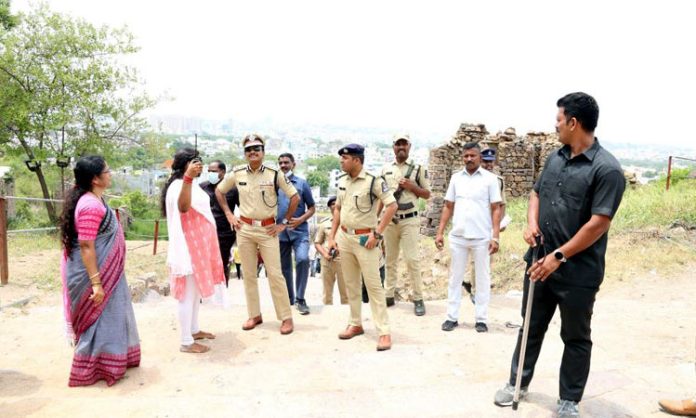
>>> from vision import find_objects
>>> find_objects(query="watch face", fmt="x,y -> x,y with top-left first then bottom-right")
554,251 -> 564,260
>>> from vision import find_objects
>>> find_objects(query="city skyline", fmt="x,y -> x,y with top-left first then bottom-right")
13,0 -> 696,151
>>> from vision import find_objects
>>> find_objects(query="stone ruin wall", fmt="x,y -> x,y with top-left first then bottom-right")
420,123 -> 559,236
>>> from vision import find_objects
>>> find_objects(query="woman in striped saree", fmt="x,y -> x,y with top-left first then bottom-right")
59,156 -> 140,387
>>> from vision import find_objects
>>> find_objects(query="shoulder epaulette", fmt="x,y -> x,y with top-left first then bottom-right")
337,173 -> 348,179
233,165 -> 246,172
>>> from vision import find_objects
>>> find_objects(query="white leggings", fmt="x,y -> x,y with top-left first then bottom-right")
178,275 -> 201,346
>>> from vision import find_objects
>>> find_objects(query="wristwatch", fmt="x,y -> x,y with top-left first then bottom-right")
373,231 -> 383,241
553,249 -> 567,263
281,219 -> 290,226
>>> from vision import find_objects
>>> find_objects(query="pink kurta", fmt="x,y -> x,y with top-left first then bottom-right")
171,208 -> 225,301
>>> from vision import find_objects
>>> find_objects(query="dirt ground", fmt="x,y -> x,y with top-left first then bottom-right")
1,241 -> 696,418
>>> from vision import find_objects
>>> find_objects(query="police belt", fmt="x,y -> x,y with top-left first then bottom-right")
396,211 -> 418,220
240,215 -> 276,227
340,225 -> 373,235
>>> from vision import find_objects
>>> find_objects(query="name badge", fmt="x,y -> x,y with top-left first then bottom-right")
239,182 -> 247,186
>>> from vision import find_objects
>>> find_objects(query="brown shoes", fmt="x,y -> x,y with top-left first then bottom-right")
338,325 -> 365,340
658,398 -> 696,416
377,335 -> 392,351
280,318 -> 294,335
242,315 -> 263,331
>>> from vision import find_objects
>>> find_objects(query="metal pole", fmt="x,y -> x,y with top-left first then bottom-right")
513,235 -> 542,410
153,219 -> 159,255
0,197 -> 9,285
666,156 -> 673,191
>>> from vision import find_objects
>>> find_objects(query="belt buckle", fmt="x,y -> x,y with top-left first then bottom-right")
252,219 -> 263,226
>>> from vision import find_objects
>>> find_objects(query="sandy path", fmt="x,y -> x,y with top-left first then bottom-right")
1,265 -> 696,417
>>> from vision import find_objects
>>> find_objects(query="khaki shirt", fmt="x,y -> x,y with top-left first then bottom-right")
217,164 -> 298,220
337,169 -> 396,229
314,217 -> 340,261
381,160 -> 430,214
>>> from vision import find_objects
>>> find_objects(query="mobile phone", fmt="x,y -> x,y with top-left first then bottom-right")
359,235 -> 368,246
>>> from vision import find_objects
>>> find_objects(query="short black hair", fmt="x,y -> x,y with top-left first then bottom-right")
210,160 -> 226,172
557,92 -> 599,132
463,142 -> 481,151
278,153 -> 295,163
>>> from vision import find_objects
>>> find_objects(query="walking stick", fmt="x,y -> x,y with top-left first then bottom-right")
512,234 -> 543,410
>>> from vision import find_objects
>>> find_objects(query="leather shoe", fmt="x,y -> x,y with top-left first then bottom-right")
376,335 -> 392,351
475,322 -> 488,333
280,318 -> 294,335
441,319 -> 458,331
338,325 -> 365,340
414,300 -> 425,316
242,315 -> 263,331
658,398 -> 696,416
386,297 -> 395,307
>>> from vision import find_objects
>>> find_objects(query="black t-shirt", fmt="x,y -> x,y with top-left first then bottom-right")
200,181 -> 239,236
526,139 -> 625,288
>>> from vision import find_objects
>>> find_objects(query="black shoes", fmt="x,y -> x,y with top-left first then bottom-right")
414,300 -> 425,316
296,300 -> 310,315
386,297 -> 395,307
441,320 -> 458,331
475,322 -> 488,333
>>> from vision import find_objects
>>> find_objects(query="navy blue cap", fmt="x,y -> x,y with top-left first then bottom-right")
338,143 -> 365,156
481,148 -> 496,161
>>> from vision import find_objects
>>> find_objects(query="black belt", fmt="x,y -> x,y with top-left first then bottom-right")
396,211 -> 418,220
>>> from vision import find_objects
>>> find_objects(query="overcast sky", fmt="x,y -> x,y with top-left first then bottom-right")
13,0 -> 696,149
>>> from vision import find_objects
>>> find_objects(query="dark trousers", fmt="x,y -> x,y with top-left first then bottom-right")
218,233 -> 236,287
508,270 -> 598,402
280,237 -> 310,305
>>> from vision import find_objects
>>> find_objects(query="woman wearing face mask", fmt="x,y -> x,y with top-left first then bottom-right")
161,148 -> 226,353
199,159 -> 240,287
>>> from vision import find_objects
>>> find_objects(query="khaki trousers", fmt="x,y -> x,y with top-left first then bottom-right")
321,258 -> 348,305
384,216 -> 423,300
337,229 -> 390,335
237,225 -> 292,321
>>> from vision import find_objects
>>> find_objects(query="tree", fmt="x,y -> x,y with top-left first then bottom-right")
306,155 -> 340,172
0,0 -> 17,31
307,170 -> 329,196
0,4 -> 154,222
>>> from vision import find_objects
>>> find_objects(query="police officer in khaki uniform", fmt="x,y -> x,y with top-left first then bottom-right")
327,144 -> 397,351
215,134 -> 299,335
313,196 -> 348,305
380,133 -> 431,316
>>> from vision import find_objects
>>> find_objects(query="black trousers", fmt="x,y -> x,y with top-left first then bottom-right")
217,233 -> 236,287
508,270 -> 598,402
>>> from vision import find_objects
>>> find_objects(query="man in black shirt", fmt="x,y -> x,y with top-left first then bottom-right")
200,160 -> 240,287
494,92 -> 625,418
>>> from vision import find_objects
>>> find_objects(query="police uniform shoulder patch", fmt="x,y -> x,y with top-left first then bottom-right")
381,180 -> 389,193
337,173 -> 347,179
264,166 -> 278,173
233,165 -> 246,172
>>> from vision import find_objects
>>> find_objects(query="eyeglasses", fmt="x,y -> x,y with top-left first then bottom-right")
245,145 -> 264,153
101,169 -> 111,174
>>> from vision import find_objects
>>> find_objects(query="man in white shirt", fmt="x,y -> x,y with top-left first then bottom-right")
435,142 -> 503,333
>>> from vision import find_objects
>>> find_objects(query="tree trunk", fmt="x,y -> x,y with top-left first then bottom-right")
35,166 -> 57,224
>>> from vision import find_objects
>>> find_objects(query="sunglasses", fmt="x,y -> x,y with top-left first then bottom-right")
245,145 -> 264,153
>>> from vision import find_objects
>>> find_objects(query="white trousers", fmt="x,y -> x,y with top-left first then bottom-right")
447,236 -> 490,323
178,275 -> 201,346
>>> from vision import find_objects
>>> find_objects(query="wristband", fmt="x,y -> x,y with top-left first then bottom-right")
491,237 -> 500,244
183,175 -> 193,184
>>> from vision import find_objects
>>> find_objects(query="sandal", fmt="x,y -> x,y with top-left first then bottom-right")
192,331 -> 216,340
179,342 -> 210,353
